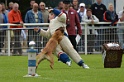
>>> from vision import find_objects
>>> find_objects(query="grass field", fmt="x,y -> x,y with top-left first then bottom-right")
0,54 -> 124,82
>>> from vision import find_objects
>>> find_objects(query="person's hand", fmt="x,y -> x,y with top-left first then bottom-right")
34,27 -> 39,32
20,21 -> 23,26
91,20 -> 94,24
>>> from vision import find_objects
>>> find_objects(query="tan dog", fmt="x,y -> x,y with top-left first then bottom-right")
36,27 -> 64,69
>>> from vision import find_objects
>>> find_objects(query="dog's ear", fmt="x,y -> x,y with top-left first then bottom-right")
56,27 -> 64,33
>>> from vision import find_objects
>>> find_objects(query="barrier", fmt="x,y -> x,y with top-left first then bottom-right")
0,22 -> 124,55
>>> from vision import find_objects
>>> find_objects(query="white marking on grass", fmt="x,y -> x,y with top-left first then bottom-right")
38,77 -> 79,82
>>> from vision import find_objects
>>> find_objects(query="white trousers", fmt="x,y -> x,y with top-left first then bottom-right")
56,36 -> 82,63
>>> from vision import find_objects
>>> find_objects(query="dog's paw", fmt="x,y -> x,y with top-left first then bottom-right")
50,65 -> 53,69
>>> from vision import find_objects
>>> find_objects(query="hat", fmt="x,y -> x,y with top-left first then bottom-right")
63,0 -> 71,4
79,3 -> 85,7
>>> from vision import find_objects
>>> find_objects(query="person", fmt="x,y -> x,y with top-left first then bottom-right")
7,2 -> 14,53
34,8 -> 89,69
77,3 -> 87,22
77,3 -> 86,51
25,3 -> 43,53
23,0 -> 36,21
90,0 -> 107,51
62,0 -> 82,51
118,7 -> 124,19
1,2 -> 9,53
90,0 -> 107,22
103,3 -> 118,43
8,3 -> 23,55
83,9 -> 99,54
72,0 -> 79,11
7,2 -> 13,12
39,2 -> 49,23
117,11 -> 124,49
0,4 -> 6,55
56,1 -> 64,10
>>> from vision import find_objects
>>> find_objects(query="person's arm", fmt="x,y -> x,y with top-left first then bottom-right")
24,12 -> 29,23
103,11 -> 111,22
83,16 -> 92,23
75,11 -> 82,35
92,15 -> 99,23
34,28 -> 51,38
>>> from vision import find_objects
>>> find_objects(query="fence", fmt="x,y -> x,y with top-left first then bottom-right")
0,22 -> 124,56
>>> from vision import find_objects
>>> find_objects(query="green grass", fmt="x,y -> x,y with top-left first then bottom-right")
0,54 -> 124,82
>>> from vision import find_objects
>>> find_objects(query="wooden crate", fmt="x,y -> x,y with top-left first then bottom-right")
102,43 -> 123,68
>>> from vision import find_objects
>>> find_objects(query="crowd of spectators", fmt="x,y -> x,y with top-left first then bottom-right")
0,0 -> 124,55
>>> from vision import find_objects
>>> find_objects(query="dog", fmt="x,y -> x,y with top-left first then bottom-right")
36,27 -> 64,69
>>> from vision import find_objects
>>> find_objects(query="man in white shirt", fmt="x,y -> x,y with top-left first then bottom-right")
83,9 -> 99,54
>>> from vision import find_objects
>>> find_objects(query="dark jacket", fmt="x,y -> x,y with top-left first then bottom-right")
90,3 -> 107,22
62,8 -> 82,35
103,10 -> 118,26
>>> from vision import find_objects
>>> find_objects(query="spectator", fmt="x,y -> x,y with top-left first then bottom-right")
90,0 -> 107,51
1,2 -> 9,53
0,4 -> 6,55
23,0 -> 36,21
8,2 -> 13,12
7,2 -> 14,53
39,2 -> 49,51
1,2 -> 8,26
25,3 -> 43,53
39,2 -> 49,23
28,0 -> 36,10
117,11 -> 124,49
8,3 -> 23,55
90,0 -> 107,22
57,1 -> 64,10
118,7 -> 124,19
77,3 -> 87,22
83,9 -> 99,54
77,3 -> 86,51
62,0 -> 82,51
103,3 -> 118,43
72,0 -> 79,11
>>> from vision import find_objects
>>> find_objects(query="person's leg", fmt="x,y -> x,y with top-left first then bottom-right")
0,31 -> 4,53
13,30 -> 22,55
117,29 -> 123,48
87,34 -> 94,54
95,29 -> 103,51
56,45 -> 71,66
17,30 -> 22,54
4,30 -> 8,53
68,35 -> 77,51
60,36 -> 89,68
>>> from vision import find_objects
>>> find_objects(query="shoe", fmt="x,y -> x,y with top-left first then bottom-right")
82,63 -> 89,69
58,59 -> 61,62
66,61 -> 71,67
